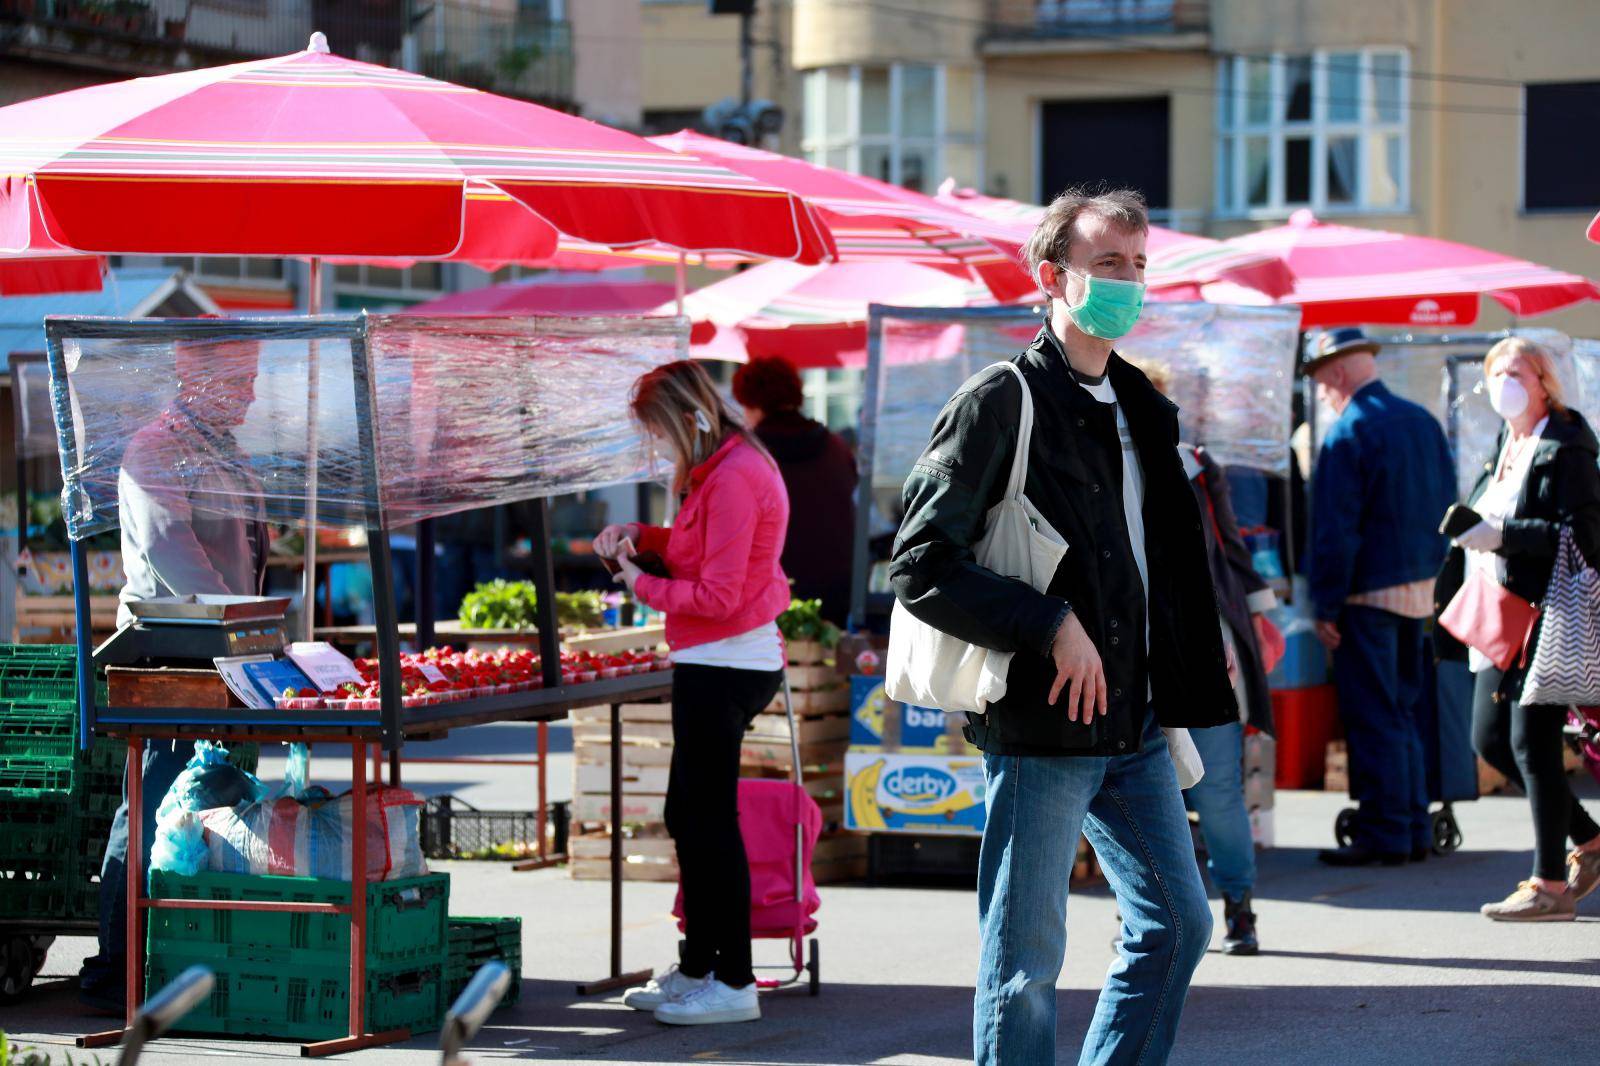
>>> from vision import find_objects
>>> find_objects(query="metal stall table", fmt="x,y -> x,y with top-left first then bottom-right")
44,313 -> 681,1054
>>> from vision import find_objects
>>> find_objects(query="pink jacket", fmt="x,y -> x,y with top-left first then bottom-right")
634,435 -> 791,651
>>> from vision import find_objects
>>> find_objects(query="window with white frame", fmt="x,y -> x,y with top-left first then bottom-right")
803,368 -> 863,432
331,263 -> 447,309
1215,49 -> 1408,216
161,256 -> 287,284
802,65 -> 977,193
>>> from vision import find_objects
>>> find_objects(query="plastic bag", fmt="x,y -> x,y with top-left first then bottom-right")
201,785 -> 427,882
150,741 -> 269,878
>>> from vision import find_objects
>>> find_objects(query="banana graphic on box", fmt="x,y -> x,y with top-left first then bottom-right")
853,686 -> 887,745
848,758 -> 887,830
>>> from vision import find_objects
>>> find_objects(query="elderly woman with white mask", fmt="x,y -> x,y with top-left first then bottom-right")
1435,337 -> 1600,921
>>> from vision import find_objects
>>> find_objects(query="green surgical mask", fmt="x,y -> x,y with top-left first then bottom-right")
1062,267 -> 1145,340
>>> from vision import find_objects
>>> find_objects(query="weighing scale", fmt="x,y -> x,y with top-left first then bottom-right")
94,594 -> 292,666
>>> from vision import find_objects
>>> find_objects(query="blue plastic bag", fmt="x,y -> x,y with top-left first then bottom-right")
150,741 -> 269,879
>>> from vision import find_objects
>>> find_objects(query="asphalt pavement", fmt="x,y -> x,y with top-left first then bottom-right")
3,744 -> 1596,1065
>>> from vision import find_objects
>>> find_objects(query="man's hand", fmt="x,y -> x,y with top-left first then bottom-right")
1049,611 -> 1107,724
1315,620 -> 1341,652
593,523 -> 640,559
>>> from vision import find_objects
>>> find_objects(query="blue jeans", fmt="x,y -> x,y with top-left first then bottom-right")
1184,721 -> 1256,900
974,710 -> 1212,1066
80,740 -> 189,996
1332,607 -> 1431,854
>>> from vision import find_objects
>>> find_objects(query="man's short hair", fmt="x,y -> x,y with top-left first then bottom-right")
732,356 -> 804,413
1022,187 -> 1150,276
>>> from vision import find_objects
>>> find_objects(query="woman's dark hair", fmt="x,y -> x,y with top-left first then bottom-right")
731,357 -> 804,413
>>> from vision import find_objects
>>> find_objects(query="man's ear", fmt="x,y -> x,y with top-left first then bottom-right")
1035,260 -> 1062,300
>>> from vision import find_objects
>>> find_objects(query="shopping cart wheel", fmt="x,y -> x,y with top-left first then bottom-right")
1431,806 -> 1463,856
1334,808 -> 1358,848
0,935 -> 37,1001
806,938 -> 819,997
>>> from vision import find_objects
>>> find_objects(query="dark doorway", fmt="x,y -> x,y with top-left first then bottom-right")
1040,97 -> 1170,209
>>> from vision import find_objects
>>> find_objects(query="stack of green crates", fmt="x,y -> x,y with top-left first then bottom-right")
0,644 -> 119,921
445,916 -> 522,1011
146,868 -> 451,1040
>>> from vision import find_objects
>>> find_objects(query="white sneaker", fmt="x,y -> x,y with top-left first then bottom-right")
621,964 -> 707,1011
654,977 -> 760,1026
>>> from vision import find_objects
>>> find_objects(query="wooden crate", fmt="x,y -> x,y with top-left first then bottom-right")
785,641 -> 830,666
571,792 -> 666,825
1324,740 -> 1349,794
741,737 -> 850,774
569,830 -> 679,882
784,664 -> 837,691
766,686 -> 851,715
1478,756 -> 1511,796
745,711 -> 852,746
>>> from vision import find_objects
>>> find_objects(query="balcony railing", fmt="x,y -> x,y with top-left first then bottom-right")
0,0 -> 573,105
986,0 -> 1209,39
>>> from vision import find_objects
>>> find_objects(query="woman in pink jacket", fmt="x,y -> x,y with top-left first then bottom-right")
594,360 -> 791,1027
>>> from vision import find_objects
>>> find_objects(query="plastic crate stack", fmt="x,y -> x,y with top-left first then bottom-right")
445,917 -> 522,1010
145,869 -> 451,1040
0,644 -> 119,922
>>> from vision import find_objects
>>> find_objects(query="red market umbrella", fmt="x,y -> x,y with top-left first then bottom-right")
934,183 -> 1297,299
0,34 -> 833,268
403,278 -> 677,316
675,258 -> 1004,368
1588,212 -> 1600,244
1225,209 -> 1600,328
546,131 -> 1037,302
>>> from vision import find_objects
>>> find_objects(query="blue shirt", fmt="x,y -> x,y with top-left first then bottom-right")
1308,381 -> 1457,622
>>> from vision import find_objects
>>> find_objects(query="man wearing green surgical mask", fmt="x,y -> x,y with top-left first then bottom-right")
891,188 -> 1236,1065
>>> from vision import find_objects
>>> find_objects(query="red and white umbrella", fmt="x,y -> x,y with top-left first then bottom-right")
546,132 -> 1038,302
0,34 -> 834,267
1587,211 -> 1600,245
1226,209 -> 1600,328
674,259 -> 1003,367
403,278 -> 676,316
933,183 -> 1297,299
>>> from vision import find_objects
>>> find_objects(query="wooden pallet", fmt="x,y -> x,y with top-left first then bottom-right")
740,737 -> 850,774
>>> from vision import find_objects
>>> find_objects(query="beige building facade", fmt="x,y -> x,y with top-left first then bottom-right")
790,0 -> 1600,336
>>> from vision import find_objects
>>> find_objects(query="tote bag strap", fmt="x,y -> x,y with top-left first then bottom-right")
984,361 -> 1034,504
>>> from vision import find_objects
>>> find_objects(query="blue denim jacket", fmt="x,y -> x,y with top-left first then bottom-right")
1309,380 -> 1456,621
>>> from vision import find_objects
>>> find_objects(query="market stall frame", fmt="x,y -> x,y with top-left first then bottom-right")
44,314 -> 667,1054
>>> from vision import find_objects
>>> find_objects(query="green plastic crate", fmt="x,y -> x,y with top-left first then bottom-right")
0,797 -> 75,863
145,953 -> 444,1040
0,644 -> 77,659
0,867 -> 72,918
147,870 -> 450,969
445,917 -> 521,1010
0,704 -> 77,761
0,756 -> 74,798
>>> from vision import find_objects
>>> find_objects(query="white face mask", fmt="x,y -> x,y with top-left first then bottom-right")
1489,376 -> 1530,420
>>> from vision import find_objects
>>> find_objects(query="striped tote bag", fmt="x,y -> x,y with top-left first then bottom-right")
1521,526 -> 1600,707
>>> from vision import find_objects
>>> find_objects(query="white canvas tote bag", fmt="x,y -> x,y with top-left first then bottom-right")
886,362 -> 1068,714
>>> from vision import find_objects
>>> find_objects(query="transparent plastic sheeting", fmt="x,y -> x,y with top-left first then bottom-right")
869,303 -> 1302,495
46,314 -> 684,540
1306,328 -> 1600,498
11,356 -> 58,463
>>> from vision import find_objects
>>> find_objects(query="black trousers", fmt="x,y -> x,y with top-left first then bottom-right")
665,662 -> 783,988
1472,666 -> 1600,881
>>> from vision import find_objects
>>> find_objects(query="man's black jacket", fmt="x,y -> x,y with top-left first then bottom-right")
889,327 -> 1237,757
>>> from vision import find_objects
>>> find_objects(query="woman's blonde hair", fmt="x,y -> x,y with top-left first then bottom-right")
630,360 -> 775,495
1484,337 -> 1567,414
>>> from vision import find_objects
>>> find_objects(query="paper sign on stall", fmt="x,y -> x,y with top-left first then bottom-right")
214,655 -> 277,710
285,641 -> 365,692
416,662 -> 449,685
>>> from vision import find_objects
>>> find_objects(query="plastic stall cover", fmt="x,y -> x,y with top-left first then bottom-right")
46,313 -> 684,540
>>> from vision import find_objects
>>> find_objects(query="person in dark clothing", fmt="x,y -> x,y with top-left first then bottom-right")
891,188 -> 1235,1066
1435,337 -> 1600,920
1306,327 -> 1458,868
732,357 -> 857,626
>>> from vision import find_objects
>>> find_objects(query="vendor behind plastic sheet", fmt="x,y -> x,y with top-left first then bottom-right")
115,333 -> 270,627
79,331 -> 271,1015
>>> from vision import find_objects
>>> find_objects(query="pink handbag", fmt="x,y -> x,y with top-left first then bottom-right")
1439,569 -> 1541,672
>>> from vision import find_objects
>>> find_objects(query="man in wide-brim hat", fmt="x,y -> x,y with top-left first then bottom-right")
1303,326 -> 1458,867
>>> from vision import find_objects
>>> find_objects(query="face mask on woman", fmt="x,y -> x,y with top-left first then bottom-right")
1488,375 -> 1531,420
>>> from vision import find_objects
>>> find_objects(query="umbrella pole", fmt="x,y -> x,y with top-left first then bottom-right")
303,256 -> 322,641
675,252 -> 686,316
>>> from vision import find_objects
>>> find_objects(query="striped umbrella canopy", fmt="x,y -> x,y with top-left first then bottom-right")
934,183 -> 1297,299
1587,211 -> 1599,245
672,258 -> 1007,368
1225,210 -> 1600,329
543,131 -> 1037,302
0,34 -> 833,267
